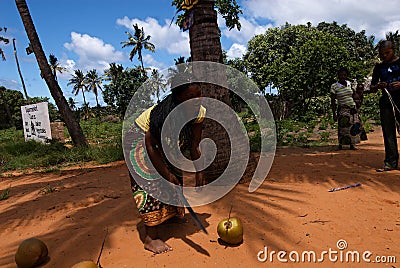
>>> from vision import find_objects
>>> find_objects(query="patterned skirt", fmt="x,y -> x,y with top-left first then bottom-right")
337,106 -> 361,145
124,124 -> 184,227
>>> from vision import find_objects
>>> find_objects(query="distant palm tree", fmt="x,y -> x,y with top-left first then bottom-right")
121,23 -> 155,71
67,97 -> 77,111
48,54 -> 66,81
385,30 -> 400,55
174,56 -> 191,73
85,69 -> 102,108
68,69 -> 88,111
0,27 -> 9,61
150,69 -> 167,103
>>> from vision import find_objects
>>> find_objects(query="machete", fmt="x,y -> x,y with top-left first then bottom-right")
177,189 -> 208,234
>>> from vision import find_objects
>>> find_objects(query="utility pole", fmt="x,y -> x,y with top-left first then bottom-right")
13,38 -> 30,103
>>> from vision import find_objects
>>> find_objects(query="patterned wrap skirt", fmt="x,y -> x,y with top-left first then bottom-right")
124,124 -> 184,227
337,106 -> 361,146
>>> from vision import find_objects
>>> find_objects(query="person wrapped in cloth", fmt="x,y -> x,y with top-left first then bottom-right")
123,72 -> 206,254
330,67 -> 361,150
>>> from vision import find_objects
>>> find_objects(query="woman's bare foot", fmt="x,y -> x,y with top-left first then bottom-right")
144,235 -> 172,254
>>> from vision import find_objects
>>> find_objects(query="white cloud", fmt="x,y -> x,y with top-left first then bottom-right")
116,16 -> 190,56
63,32 -> 125,73
242,0 -> 400,39
226,43 -> 247,59
143,54 -> 167,70
222,16 -> 272,44
57,59 -> 76,80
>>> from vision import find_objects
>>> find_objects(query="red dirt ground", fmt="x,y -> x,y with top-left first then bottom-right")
0,128 -> 399,268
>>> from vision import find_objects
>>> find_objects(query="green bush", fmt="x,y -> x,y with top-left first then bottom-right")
0,120 -> 124,173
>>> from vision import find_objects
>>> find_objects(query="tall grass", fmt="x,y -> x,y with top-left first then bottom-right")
0,119 -> 124,173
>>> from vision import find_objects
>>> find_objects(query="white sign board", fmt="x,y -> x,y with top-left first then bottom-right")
21,102 -> 52,143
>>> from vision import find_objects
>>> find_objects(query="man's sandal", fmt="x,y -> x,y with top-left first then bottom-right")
376,165 -> 398,172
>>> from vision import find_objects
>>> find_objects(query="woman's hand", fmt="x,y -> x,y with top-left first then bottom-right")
378,81 -> 388,89
370,82 -> 387,93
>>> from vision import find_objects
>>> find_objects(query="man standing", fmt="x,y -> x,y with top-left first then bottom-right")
370,40 -> 400,171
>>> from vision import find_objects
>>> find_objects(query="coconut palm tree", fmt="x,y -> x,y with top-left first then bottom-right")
385,30 -> 400,55
15,0 -> 87,147
85,69 -> 102,109
67,97 -> 77,111
48,54 -> 66,81
171,0 -> 242,181
150,69 -> 167,103
68,69 -> 88,110
121,23 -> 155,72
0,27 -> 9,61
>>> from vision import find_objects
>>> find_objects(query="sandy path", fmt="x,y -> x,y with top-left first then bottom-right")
0,128 -> 399,267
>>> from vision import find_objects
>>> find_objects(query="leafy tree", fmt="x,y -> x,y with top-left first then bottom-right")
316,21 -> 376,80
0,28 -> 14,127
0,87 -> 59,130
225,56 -> 249,112
121,23 -> 155,71
102,63 -> 147,118
245,22 -> 376,118
28,96 -> 61,121
172,0 -> 242,30
0,86 -> 19,129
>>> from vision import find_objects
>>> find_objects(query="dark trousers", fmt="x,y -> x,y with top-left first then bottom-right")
379,96 -> 400,167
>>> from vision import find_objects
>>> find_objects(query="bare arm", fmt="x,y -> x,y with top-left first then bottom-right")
144,131 -> 181,185
370,65 -> 387,93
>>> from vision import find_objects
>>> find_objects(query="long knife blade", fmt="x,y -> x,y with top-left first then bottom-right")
177,190 -> 208,234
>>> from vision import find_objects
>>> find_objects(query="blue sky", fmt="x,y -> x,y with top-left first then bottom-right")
1,0 -> 400,107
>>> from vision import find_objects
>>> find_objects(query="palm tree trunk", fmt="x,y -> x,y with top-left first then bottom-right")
189,0 -> 233,182
12,38 -> 30,102
82,90 -> 89,115
95,94 -> 100,108
82,90 -> 87,109
15,0 -> 88,147
139,52 -> 145,72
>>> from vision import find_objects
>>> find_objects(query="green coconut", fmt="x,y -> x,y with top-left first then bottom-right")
15,237 -> 48,268
217,217 -> 243,245
71,261 -> 99,268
